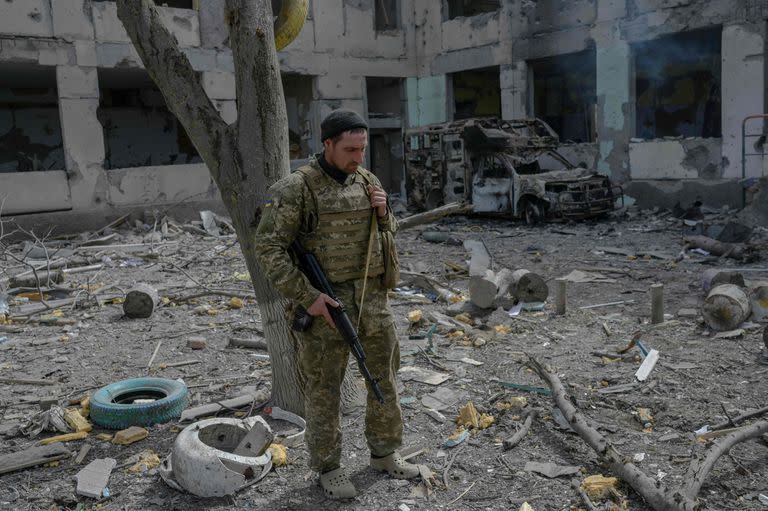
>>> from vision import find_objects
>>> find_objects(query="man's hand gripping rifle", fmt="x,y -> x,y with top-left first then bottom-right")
290,241 -> 386,404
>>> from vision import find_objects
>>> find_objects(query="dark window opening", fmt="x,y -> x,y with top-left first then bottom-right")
366,77 -> 403,117
531,50 -> 597,143
446,0 -> 499,19
282,73 -> 314,160
0,64 -> 64,173
634,27 -> 722,139
375,0 -> 399,31
451,67 -> 501,120
97,69 -> 201,169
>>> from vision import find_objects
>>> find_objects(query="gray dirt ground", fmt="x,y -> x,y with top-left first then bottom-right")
1,207 -> 767,511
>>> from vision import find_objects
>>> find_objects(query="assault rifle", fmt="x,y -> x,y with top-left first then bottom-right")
290,240 -> 386,404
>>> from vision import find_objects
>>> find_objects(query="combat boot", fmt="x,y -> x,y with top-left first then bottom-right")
370,451 -> 420,479
319,467 -> 357,499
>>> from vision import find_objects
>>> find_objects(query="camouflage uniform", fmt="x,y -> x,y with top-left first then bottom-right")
253,157 -> 402,473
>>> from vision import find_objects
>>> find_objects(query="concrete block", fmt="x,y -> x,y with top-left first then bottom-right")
314,73 -> 364,100
441,11 -> 500,52
112,426 -> 148,446
0,171 -> 71,215
96,43 -> 142,69
216,100 -> 238,125
92,2 -> 130,43
500,61 -> 528,119
629,140 -> 699,179
52,0 -> 95,40
57,66 -> 99,99
202,72 -> 236,100
75,458 -> 116,499
199,0 -> 227,48
75,41 -> 98,67
107,163 -> 217,207
156,6 -> 201,47
721,23 -> 765,178
0,0 -> 53,37
187,337 -> 207,350
183,48 -> 218,71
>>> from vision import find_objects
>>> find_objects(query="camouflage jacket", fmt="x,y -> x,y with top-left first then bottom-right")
253,157 -> 398,309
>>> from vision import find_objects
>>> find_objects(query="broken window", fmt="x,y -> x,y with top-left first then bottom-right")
634,27 -> 722,139
446,0 -> 499,19
0,63 -> 64,173
375,0 -> 399,31
367,77 -> 404,192
97,69 -> 201,169
530,50 -> 597,143
451,67 -> 501,120
282,73 -> 313,159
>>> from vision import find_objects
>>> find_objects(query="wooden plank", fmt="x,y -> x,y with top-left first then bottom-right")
0,444 -> 71,475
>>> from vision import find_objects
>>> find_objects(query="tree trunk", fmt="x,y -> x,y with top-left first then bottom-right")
116,0 -> 332,416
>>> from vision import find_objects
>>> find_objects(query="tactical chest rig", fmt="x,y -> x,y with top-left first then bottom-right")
295,163 -> 384,284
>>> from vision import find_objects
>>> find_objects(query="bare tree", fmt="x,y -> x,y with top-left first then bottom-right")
115,0 -> 314,414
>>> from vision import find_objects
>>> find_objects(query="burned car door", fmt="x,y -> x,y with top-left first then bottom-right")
471,154 -> 512,214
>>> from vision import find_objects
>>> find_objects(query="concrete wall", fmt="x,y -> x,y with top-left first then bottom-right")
1,0 -> 767,225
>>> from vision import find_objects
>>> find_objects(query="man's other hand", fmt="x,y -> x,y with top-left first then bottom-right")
307,293 -> 339,329
367,185 -> 388,218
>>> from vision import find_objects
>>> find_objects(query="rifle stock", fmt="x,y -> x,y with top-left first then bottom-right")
291,241 -> 386,404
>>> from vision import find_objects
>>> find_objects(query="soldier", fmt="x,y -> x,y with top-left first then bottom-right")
254,109 -> 419,499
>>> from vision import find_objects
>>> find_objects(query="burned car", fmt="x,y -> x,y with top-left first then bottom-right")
404,118 -> 622,223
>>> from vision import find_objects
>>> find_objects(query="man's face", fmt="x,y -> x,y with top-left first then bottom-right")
324,130 -> 368,174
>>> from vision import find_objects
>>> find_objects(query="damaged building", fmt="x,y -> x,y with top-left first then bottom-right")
0,0 -> 766,226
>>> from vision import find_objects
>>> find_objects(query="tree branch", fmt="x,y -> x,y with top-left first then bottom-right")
684,420 -> 768,500
115,0 -> 227,179
526,355 -> 696,511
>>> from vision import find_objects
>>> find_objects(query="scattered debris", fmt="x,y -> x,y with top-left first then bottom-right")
38,431 -> 89,445
187,337 -> 207,350
398,202 -> 474,231
399,366 -> 450,385
455,401 -> 494,430
524,461 -> 581,479
123,283 -> 160,319
127,450 -> 162,473
560,270 -> 616,284
112,426 -> 148,446
180,387 -> 268,422
267,444 -> 288,466
503,409 -> 537,451
75,458 -> 116,499
702,284 -> 751,332
0,444 -> 71,475
702,269 -> 745,293
160,416 -> 273,497
443,429 -> 469,448
749,281 -> 768,321
635,349 -> 659,382
581,474 -> 620,500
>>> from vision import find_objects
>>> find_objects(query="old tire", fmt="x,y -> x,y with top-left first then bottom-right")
522,199 -> 542,226
274,0 -> 309,50
90,377 -> 189,430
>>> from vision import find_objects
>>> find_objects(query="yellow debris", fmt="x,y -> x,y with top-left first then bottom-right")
128,450 -> 161,473
455,401 -> 495,430
519,503 -> 535,511
229,297 -> 244,309
206,308 -> 219,316
112,426 -> 148,446
268,444 -> 288,466
64,408 -> 92,433
51,309 -> 64,317
455,313 -> 473,325
161,296 -> 171,305
494,324 -> 511,334
494,397 -> 528,410
38,431 -> 89,445
449,294 -> 465,304
407,309 -> 423,323
96,433 -> 114,441
79,395 -> 91,417
17,291 -> 49,301
447,330 -> 464,338
581,474 -> 619,499
446,427 -> 466,443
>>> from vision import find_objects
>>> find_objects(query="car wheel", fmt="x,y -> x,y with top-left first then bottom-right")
90,377 -> 189,429
523,200 -> 542,226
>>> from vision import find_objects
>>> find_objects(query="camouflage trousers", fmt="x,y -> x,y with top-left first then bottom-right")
297,276 -> 402,473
